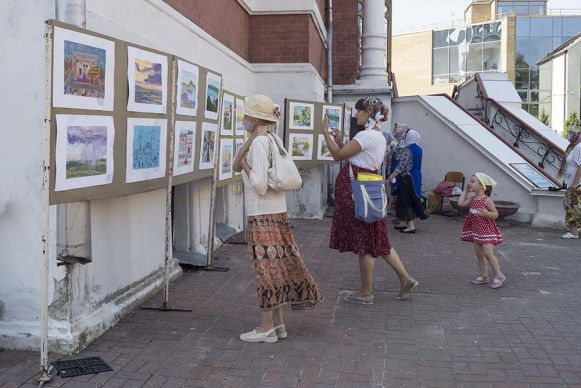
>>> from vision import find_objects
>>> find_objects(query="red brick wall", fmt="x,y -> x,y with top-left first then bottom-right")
332,0 -> 358,84
309,19 -> 328,81
163,0 -> 250,60
316,0 -> 327,19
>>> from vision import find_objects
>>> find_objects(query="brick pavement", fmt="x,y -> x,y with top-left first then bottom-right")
1,214 -> 581,387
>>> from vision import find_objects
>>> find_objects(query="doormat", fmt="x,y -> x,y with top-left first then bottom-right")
52,356 -> 113,378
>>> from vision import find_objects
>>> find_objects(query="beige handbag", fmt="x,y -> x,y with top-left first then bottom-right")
266,134 -> 302,191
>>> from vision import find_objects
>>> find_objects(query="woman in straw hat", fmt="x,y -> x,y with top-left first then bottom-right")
233,94 -> 323,343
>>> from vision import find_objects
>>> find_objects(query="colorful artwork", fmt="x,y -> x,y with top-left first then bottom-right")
53,27 -> 115,110
221,93 -> 234,136
235,98 -> 245,136
322,105 -> 343,131
199,122 -> 218,170
127,47 -> 167,114
204,72 -> 221,120
317,134 -> 334,161
173,121 -> 196,176
176,60 -> 199,116
289,133 -> 313,161
126,118 -> 167,182
55,114 -> 115,191
289,102 -> 314,130
219,139 -> 234,181
234,138 -> 244,175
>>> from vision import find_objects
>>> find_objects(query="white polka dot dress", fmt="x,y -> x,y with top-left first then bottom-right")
460,196 -> 503,245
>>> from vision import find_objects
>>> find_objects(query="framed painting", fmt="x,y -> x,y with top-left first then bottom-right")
127,47 -> 168,113
235,98 -> 245,136
52,27 -> 115,111
125,118 -> 167,182
199,122 -> 218,170
316,134 -> 334,161
173,121 -> 196,176
234,138 -> 244,175
55,114 -> 115,191
221,93 -> 234,136
289,101 -> 314,130
204,72 -> 221,120
176,60 -> 199,116
218,138 -> 234,181
288,133 -> 313,161
322,105 -> 343,132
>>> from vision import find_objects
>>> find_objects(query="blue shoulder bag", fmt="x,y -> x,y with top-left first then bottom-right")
349,164 -> 388,224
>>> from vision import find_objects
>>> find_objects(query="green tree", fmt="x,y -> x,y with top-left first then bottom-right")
563,110 -> 580,138
539,107 -> 550,126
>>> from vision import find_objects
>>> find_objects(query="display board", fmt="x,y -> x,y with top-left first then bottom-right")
509,163 -> 556,188
48,20 -> 223,204
217,90 -> 245,187
283,98 -> 345,164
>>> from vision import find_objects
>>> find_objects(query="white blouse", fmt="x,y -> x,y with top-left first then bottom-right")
565,143 -> 581,188
242,135 -> 287,217
349,129 -> 387,171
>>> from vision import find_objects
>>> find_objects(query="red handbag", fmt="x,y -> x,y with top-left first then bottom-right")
434,181 -> 456,196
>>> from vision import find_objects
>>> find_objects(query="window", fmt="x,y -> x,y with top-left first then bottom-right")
563,17 -> 581,37
530,17 -> 553,37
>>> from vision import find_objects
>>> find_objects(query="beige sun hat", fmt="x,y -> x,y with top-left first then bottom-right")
237,94 -> 280,123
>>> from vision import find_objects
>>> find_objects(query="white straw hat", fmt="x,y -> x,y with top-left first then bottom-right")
237,94 -> 280,123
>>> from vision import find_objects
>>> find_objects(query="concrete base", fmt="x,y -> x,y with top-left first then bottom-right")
0,261 -> 182,354
286,165 -> 328,219
530,189 -> 566,229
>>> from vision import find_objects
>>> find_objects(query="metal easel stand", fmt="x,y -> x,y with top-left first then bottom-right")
141,58 -> 191,313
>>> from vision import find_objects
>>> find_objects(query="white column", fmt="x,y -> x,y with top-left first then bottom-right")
359,0 -> 389,86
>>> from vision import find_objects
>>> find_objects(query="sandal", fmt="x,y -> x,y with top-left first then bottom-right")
561,232 -> 579,239
470,276 -> 490,285
395,277 -> 419,300
344,293 -> 374,305
490,274 -> 507,289
394,225 -> 407,230
274,324 -> 287,339
240,327 -> 278,343
400,229 -> 416,234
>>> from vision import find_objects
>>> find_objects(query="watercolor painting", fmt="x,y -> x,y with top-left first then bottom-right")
173,121 -> 196,176
176,60 -> 199,116
221,93 -> 234,136
126,118 -> 167,182
317,134 -> 335,161
235,98 -> 245,136
219,139 -> 234,181
289,133 -> 313,161
127,47 -> 167,113
204,72 -> 221,120
322,105 -> 343,131
53,27 -> 115,110
289,102 -> 314,130
234,138 -> 244,175
55,114 -> 115,191
199,122 -> 218,170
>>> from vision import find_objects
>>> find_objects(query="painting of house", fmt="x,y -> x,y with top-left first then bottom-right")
63,40 -> 106,99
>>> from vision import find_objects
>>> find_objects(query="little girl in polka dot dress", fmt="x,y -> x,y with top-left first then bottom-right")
458,173 -> 507,289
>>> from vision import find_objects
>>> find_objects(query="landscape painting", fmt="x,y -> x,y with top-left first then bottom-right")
53,27 -> 115,110
55,114 -> 115,191
221,93 -> 234,136
173,121 -> 196,176
219,139 -> 233,181
317,134 -> 334,161
127,47 -> 167,114
235,98 -> 245,136
322,105 -> 343,132
289,102 -> 314,130
176,60 -> 199,116
234,138 -> 244,175
199,122 -> 217,170
289,133 -> 313,161
126,118 -> 167,182
204,72 -> 221,120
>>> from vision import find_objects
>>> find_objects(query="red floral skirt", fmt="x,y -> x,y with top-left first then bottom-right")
247,212 -> 323,311
329,163 -> 392,256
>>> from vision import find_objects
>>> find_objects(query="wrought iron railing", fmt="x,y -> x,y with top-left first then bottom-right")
474,74 -> 564,184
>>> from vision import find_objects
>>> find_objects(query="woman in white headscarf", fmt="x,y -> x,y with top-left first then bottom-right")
390,124 -> 427,233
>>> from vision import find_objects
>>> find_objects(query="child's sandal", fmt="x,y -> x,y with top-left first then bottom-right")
470,276 -> 490,285
490,274 -> 507,289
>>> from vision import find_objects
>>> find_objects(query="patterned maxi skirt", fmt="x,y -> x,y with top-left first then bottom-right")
329,163 -> 392,257
564,185 -> 581,228
247,213 -> 323,311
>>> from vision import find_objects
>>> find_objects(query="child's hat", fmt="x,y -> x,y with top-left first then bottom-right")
474,172 -> 497,188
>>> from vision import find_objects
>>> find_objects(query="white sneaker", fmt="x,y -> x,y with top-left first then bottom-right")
561,232 -> 579,239
240,327 -> 278,343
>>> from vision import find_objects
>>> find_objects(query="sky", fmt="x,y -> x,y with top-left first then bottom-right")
392,0 -> 577,33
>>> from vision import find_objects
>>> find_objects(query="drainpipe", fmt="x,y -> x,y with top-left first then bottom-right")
56,0 -> 86,27
327,0 -> 333,102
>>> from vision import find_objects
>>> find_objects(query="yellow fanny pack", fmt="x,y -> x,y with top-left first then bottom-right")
357,172 -> 383,181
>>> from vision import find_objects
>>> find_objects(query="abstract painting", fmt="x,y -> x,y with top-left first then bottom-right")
126,118 -> 167,182
317,134 -> 334,161
127,47 -> 167,113
221,93 -> 234,136
234,138 -> 244,175
288,133 -> 313,161
199,122 -> 218,170
204,72 -> 221,120
53,27 -> 115,110
176,60 -> 199,116
55,114 -> 115,191
218,139 -> 234,181
322,105 -> 343,132
235,98 -> 245,136
289,102 -> 314,130
173,121 -> 196,176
